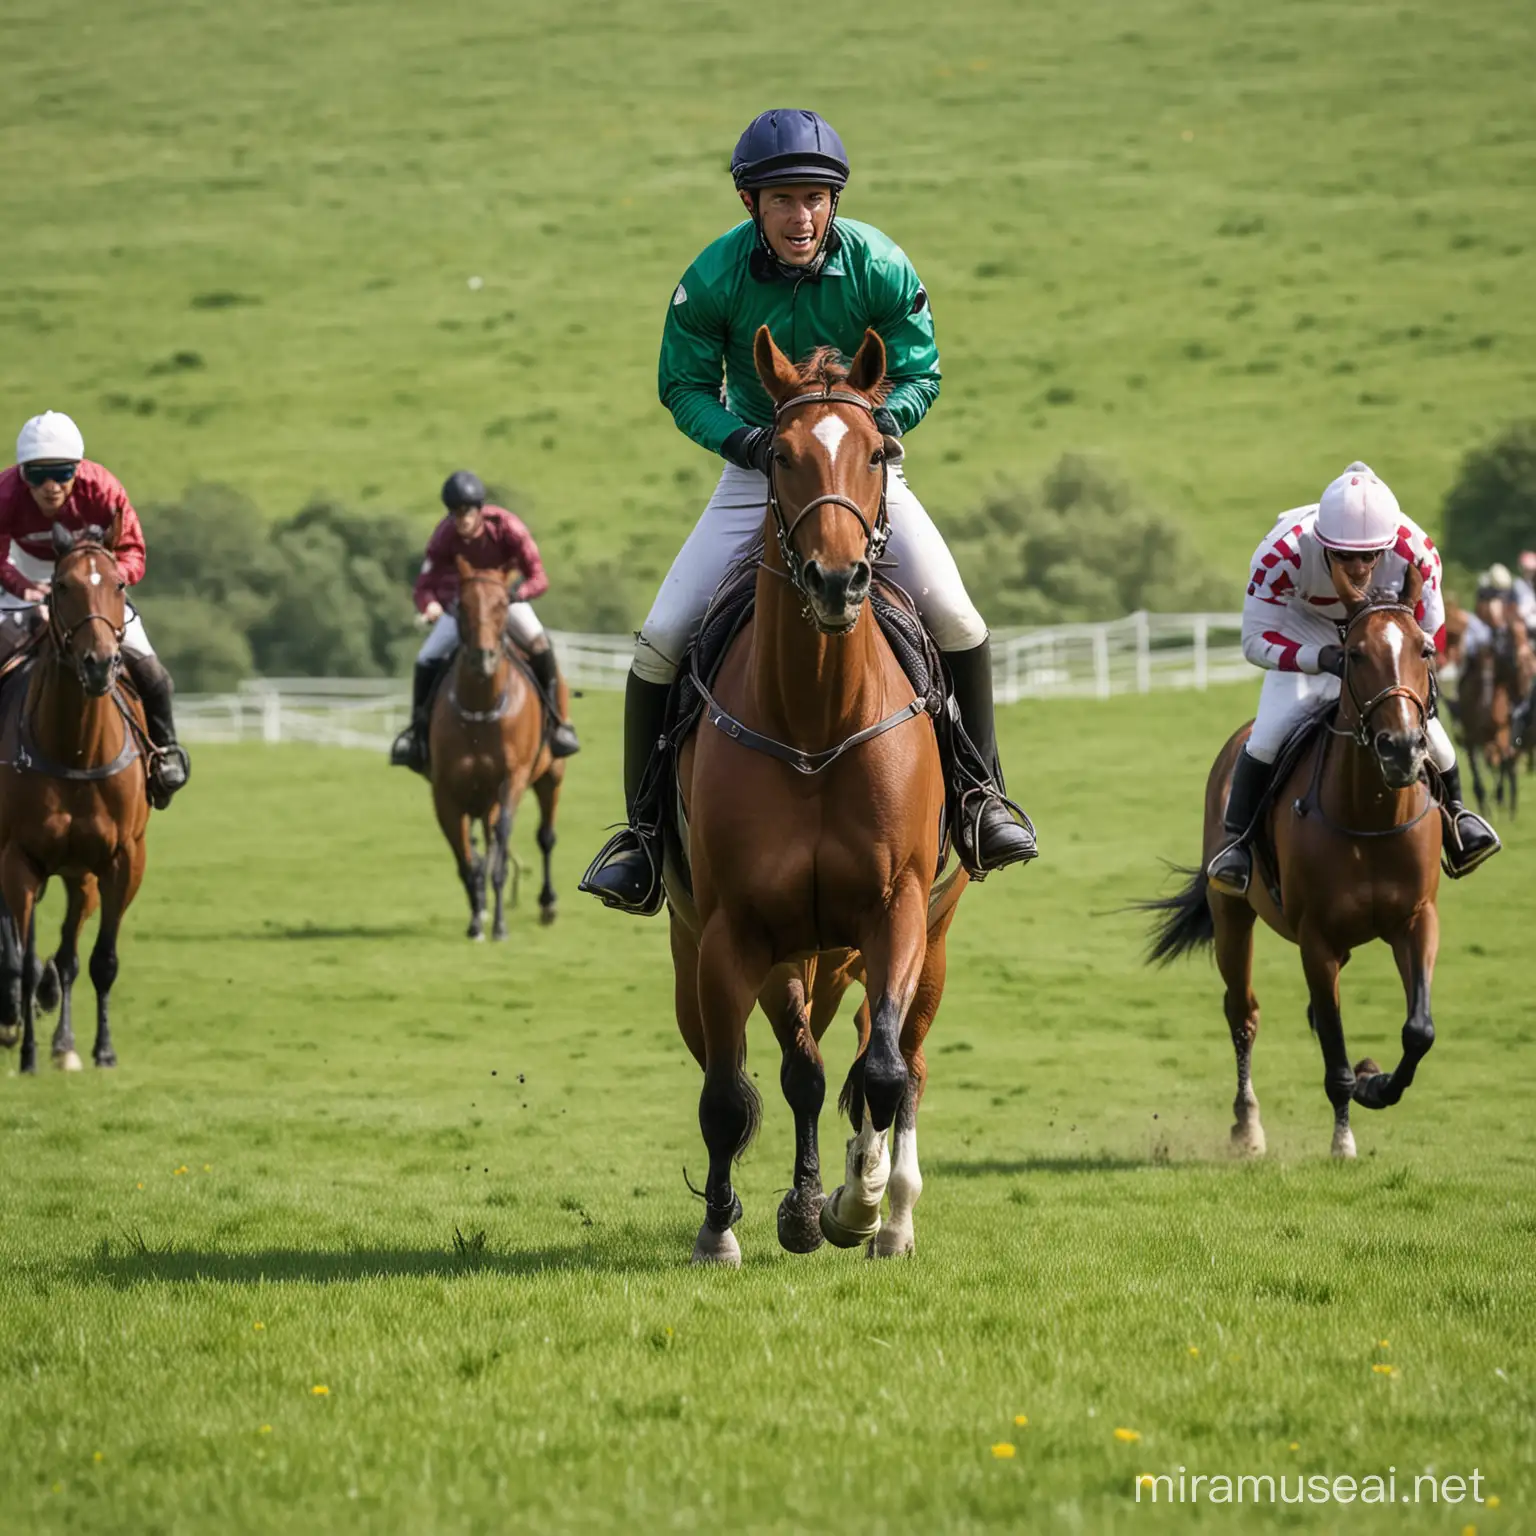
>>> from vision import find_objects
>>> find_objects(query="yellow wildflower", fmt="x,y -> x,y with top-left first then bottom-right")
1114,1428 -> 1141,1443
259,1425 -> 272,1435
173,1166 -> 188,1176
1013,1414 -> 1028,1427
253,1322 -> 264,1331
1487,1496 -> 1500,1509
1371,1364 -> 1396,1376
990,1443 -> 1015,1459
93,1452 -> 103,1463
1378,1339 -> 1390,1348
311,1384 -> 329,1397
1187,1346 -> 1199,1357
1289,1442 -> 1300,1452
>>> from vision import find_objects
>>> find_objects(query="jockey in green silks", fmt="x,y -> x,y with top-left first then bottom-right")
581,109 -> 1037,915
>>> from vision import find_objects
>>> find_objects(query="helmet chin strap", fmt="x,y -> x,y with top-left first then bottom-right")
749,188 -> 840,279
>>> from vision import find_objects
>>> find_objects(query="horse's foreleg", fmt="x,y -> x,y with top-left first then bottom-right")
434,789 -> 484,941
1356,905 -> 1439,1111
1214,895 -> 1265,1155
690,915 -> 769,1268
0,848 -> 42,1074
89,843 -> 143,1069
489,792 -> 512,942
1466,746 -> 1489,813
1300,929 -> 1354,1156
49,878 -> 91,1072
534,770 -> 560,926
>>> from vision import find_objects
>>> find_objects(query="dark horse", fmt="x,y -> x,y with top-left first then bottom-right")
1457,598 -> 1530,818
668,327 -> 967,1266
0,516 -> 150,1073
428,559 -> 565,939
1145,561 -> 1443,1157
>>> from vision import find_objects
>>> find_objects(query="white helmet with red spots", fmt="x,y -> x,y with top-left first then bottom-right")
1315,461 -> 1401,552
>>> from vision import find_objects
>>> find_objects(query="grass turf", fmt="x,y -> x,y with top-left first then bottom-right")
3,0 -> 1533,592
1,683 -> 1532,1531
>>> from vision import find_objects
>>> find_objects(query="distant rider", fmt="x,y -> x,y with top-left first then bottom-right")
581,108 -> 1036,914
390,470 -> 579,771
1206,462 -> 1499,894
0,411 -> 189,807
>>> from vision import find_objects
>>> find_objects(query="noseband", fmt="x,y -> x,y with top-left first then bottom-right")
1337,601 -> 1431,750
767,387 -> 890,596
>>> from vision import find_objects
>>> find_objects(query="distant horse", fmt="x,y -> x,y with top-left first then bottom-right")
668,327 -> 967,1267
0,516 -> 150,1073
1145,562 -> 1443,1158
428,559 -> 565,938
1457,598 -> 1529,817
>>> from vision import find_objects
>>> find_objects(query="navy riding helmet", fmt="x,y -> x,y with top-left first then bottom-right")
441,470 -> 486,510
731,109 -> 850,190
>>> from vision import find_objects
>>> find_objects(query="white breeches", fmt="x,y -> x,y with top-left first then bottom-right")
633,461 -> 987,685
417,602 -> 544,664
0,589 -> 154,658
1246,665 -> 1454,771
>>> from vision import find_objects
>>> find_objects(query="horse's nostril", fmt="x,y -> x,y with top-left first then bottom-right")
850,561 -> 872,593
802,561 -> 824,595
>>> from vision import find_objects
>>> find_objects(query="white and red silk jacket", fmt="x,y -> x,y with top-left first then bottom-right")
412,505 -> 549,613
0,461 -> 147,598
1241,504 -> 1445,675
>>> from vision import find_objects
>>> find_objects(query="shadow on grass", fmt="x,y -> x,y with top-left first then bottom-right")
929,1155 -> 1163,1178
140,923 -> 425,944
77,1237 -> 677,1287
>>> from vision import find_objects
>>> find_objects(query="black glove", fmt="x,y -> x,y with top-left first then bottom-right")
872,406 -> 901,438
722,425 -> 775,477
1318,644 -> 1346,677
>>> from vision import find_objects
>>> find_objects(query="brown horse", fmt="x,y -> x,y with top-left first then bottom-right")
428,559 -> 565,938
1456,598 -> 1531,816
1146,561 -> 1442,1158
0,516 -> 150,1074
668,327 -> 967,1267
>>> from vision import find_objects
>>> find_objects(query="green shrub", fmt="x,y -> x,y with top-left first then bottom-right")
1442,419 -> 1536,571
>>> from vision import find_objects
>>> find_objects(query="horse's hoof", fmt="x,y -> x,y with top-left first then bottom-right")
53,1050 -> 83,1073
1229,1122 -> 1267,1157
819,1188 -> 881,1249
94,1051 -> 117,1069
1353,1057 -> 1381,1077
868,1224 -> 914,1259
0,1025 -> 18,1049
690,1223 -> 741,1268
539,905 -> 558,927
468,928 -> 485,943
491,925 -> 508,943
776,1188 -> 826,1254
1331,1127 -> 1357,1159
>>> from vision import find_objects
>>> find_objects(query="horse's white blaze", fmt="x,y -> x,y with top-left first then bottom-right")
812,414 -> 849,465
1384,622 -> 1403,667
89,571 -> 102,587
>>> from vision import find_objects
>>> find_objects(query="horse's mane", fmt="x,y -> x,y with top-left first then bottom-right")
793,345 -> 892,405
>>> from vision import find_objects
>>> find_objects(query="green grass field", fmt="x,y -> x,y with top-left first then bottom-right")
4,0 -> 1534,593
2,685 -> 1532,1532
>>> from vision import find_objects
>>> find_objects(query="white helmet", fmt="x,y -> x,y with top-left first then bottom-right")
1315,461 -> 1401,552
16,411 -> 84,466
1484,563 -> 1513,591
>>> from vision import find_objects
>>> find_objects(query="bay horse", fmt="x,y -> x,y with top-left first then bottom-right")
1456,598 -> 1530,817
1145,561 -> 1443,1158
0,515 -> 150,1073
428,559 -> 565,938
669,327 -> 967,1267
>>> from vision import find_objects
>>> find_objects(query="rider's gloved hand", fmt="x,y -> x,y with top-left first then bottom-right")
1318,644 -> 1346,677
722,425 -> 775,478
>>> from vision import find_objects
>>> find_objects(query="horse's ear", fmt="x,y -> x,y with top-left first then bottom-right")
847,328 -> 887,396
1400,560 -> 1424,609
102,510 -> 123,552
51,522 -> 76,558
1327,551 -> 1371,613
455,554 -> 474,579
753,325 -> 800,403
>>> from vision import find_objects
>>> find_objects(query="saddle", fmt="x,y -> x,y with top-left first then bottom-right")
0,651 -> 147,781
641,547 -> 990,900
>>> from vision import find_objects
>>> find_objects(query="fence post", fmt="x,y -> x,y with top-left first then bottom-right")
1135,610 -> 1151,693
1194,615 -> 1209,691
1093,626 -> 1110,699
261,688 -> 281,745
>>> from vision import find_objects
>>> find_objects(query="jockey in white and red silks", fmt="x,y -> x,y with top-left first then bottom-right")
1206,461 -> 1499,895
390,470 -> 578,771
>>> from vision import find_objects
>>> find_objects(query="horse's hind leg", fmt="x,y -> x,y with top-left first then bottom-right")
1354,905 -> 1439,1111
533,769 -> 561,926
0,848 -> 42,1074
50,877 -> 93,1072
1300,929 -> 1356,1156
1466,747 -> 1489,813
1213,895 -> 1265,1155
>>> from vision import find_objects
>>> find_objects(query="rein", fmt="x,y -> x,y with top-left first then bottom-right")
449,572 -> 515,723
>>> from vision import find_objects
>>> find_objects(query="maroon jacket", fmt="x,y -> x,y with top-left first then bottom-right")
413,505 -> 548,613
0,460 -> 147,597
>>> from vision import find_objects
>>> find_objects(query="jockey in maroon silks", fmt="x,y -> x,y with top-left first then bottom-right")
0,410 -> 189,807
390,470 -> 579,771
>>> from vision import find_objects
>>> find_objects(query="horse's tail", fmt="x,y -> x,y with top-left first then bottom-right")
837,1060 -> 864,1127
1138,864 -> 1215,965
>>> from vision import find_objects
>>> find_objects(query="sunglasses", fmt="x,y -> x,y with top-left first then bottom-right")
22,462 -> 78,487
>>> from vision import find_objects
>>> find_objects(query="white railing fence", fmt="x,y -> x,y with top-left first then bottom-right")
176,613 -> 1248,748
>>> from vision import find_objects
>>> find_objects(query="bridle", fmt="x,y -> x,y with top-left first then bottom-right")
48,543 -> 126,688
767,386 -> 890,599
1335,600 -> 1432,752
450,570 -> 514,721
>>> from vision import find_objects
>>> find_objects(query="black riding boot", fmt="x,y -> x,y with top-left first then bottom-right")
390,660 -> 444,773
943,638 -> 1037,874
527,647 -> 580,757
125,652 -> 190,809
578,672 -> 671,915
1439,762 -> 1501,877
1205,748 -> 1273,895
